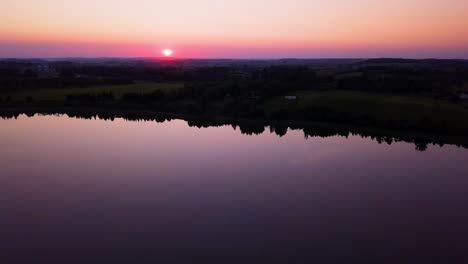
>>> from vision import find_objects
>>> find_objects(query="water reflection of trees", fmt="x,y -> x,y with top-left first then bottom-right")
1,109 -> 466,152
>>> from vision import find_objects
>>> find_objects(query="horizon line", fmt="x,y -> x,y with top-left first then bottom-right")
1,57 -> 468,61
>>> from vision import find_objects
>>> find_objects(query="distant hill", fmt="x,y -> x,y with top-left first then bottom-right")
2,57 -> 467,68
358,58 -> 468,67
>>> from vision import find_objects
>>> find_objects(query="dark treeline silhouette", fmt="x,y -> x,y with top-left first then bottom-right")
1,109 -> 467,152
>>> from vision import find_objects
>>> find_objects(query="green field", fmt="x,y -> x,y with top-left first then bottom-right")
9,82 -> 183,101
265,90 -> 468,132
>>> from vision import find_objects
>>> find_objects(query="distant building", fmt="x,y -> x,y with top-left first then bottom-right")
36,64 -> 50,72
284,95 -> 297,100
35,64 -> 57,78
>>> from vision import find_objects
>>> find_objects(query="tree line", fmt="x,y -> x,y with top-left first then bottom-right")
0,109 -> 466,151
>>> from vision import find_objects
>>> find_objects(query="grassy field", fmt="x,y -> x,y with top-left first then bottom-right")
9,82 -> 183,101
266,90 -> 468,131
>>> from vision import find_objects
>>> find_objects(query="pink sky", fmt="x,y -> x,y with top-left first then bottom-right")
1,0 -> 467,58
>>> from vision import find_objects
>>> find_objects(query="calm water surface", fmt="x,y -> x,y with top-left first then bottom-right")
1,114 -> 468,263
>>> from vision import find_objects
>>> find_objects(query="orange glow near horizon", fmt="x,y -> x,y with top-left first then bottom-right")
0,0 -> 467,58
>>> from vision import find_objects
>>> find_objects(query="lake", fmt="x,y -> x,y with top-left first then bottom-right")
1,114 -> 468,263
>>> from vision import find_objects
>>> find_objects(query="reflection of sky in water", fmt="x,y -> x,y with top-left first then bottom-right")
1,114 -> 467,202
1,114 -> 468,262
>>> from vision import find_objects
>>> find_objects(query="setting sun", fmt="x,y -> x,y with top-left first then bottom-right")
162,48 -> 173,57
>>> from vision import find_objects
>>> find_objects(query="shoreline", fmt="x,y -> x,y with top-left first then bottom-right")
2,105 -> 467,151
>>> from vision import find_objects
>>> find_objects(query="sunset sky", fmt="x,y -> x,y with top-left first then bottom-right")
0,0 -> 467,58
